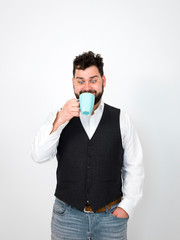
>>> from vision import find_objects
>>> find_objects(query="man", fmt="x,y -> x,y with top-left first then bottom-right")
31,51 -> 144,240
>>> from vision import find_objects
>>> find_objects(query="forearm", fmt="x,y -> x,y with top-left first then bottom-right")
50,110 -> 66,134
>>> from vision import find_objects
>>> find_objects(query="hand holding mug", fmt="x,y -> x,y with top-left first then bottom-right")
50,98 -> 80,133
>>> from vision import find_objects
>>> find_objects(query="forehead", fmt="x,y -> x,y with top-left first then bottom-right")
75,66 -> 100,78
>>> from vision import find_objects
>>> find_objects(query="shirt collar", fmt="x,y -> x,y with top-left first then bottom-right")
93,98 -> 104,114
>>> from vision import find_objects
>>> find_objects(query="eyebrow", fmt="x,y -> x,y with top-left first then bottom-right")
76,75 -> 99,80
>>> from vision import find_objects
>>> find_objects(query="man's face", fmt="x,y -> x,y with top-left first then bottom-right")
72,66 -> 106,105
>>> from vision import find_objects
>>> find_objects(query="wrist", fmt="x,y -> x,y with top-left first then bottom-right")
50,121 -> 63,134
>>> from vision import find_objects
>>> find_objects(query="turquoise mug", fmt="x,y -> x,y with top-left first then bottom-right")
79,92 -> 95,115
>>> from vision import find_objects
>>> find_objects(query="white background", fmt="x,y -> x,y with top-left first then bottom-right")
0,0 -> 180,239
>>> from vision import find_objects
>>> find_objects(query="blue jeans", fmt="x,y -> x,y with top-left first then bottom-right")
51,198 -> 128,240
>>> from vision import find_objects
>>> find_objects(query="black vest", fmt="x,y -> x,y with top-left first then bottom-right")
55,103 -> 124,212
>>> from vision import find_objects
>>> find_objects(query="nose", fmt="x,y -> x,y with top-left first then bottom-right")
83,82 -> 91,91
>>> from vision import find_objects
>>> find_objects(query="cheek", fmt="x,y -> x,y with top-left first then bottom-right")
75,86 -> 82,92
96,84 -> 102,92
73,84 -> 80,91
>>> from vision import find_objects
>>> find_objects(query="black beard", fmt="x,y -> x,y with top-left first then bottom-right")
75,86 -> 104,105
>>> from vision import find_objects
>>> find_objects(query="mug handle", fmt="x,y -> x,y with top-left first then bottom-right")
78,99 -> 80,109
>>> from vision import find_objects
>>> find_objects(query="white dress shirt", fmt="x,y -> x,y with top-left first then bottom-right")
31,99 -> 144,217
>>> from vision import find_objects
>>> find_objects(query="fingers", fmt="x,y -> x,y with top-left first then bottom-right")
71,106 -> 80,112
66,98 -> 79,107
67,99 -> 80,112
69,98 -> 79,103
71,102 -> 80,108
59,98 -> 80,122
74,111 -> 80,117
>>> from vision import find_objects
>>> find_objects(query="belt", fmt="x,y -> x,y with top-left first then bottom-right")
84,198 -> 121,213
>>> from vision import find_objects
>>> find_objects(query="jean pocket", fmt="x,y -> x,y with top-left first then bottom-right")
109,202 -> 119,213
53,198 -> 68,216
109,203 -> 128,220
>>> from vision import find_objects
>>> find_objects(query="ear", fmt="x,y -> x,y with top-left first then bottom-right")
102,75 -> 106,87
72,77 -> 75,85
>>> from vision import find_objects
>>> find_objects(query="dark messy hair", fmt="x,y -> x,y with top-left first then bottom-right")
73,51 -> 104,77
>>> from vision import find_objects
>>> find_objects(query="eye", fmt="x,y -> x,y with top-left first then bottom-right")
78,80 -> 84,84
90,79 -> 97,83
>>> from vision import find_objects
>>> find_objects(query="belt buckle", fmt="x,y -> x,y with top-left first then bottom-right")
84,208 -> 92,213
84,206 -> 94,213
